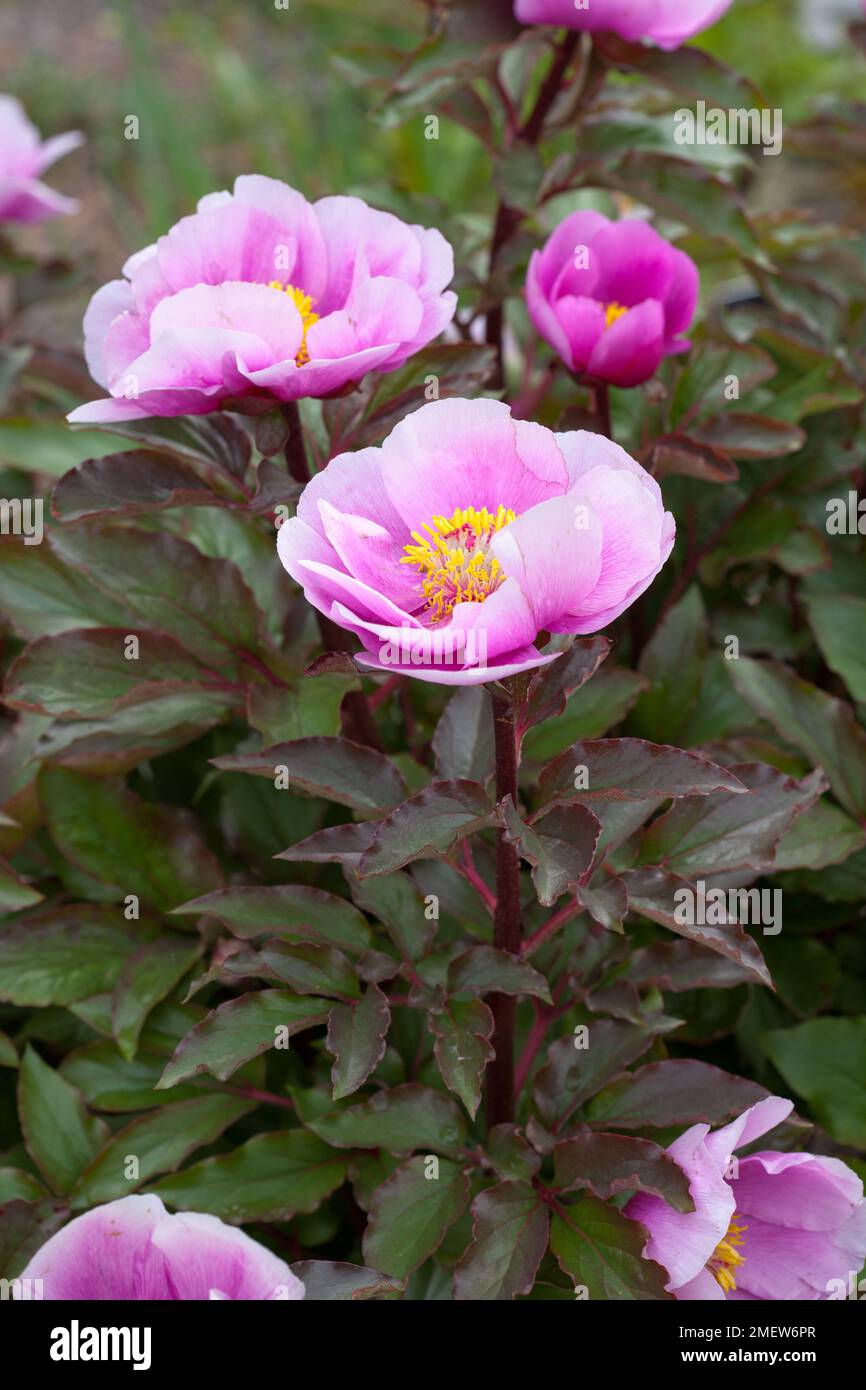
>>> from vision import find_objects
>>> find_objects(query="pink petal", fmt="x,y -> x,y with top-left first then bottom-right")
587,297 -> 666,387
379,398 -> 569,531
491,492 -> 603,630
626,1122 -> 736,1291
589,220 -> 677,308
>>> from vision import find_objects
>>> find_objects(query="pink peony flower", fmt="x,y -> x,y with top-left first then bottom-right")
513,0 -> 733,50
277,397 -> 675,685
0,95 -> 82,224
626,1096 -> 866,1300
15,1194 -> 304,1301
526,211 -> 699,388
68,175 -> 456,424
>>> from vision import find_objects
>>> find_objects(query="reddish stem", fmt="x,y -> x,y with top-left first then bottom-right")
485,688 -> 522,1131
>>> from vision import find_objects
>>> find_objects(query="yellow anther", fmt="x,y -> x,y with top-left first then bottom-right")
269,281 -> 319,365
401,504 -> 516,623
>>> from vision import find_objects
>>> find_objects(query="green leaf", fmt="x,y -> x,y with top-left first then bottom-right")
358,780 -> 496,877
553,1134 -> 693,1211
586,1059 -> 768,1129
39,768 -> 223,913
0,907 -> 151,1007
520,637 -> 612,733
761,1019 -> 866,1149
213,736 -> 406,814
0,536 -> 127,638
18,1046 -> 109,1195
288,1260 -> 404,1301
447,945 -> 552,1004
62,1041 -> 219,1112
700,498 -> 827,583
0,857 -> 43,912
500,798 -> 600,906
550,1196 -> 672,1300
0,1169 -> 46,1203
52,450 -> 226,521
773,799 -> 866,871
729,658 -> 866,819
538,738 -> 745,808
453,1182 -> 549,1301
806,593 -> 866,704
49,526 -> 266,674
112,938 -> 203,1062
632,588 -> 707,745
5,627 -> 216,718
533,1021 -> 658,1130
432,686 -> 494,782
153,1130 -> 348,1222
327,984 -> 391,1100
601,153 -> 761,260
523,668 -> 646,760
637,764 -> 823,876
691,414 -> 805,461
0,420 -> 139,476
363,1155 -> 470,1279
623,867 -> 772,987
309,1083 -> 467,1157
172,884 -> 371,954
430,998 -> 495,1118
0,1200 -> 69,1280
158,990 -> 329,1087
70,1093 -> 255,1207
348,870 -> 436,963
251,941 -> 361,999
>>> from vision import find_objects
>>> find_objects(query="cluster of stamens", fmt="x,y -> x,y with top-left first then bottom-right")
268,281 -> 319,364
707,1217 -> 748,1294
604,300 -> 629,329
401,504 -> 516,624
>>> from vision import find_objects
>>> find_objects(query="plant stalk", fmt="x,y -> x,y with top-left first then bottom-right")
485,687 -> 522,1130
281,400 -> 310,483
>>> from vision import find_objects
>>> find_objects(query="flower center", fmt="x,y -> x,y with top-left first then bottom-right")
268,281 -> 319,365
707,1216 -> 748,1294
604,301 -> 628,329
401,504 -> 516,624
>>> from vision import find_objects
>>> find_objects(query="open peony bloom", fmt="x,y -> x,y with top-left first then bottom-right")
526,212 -> 699,388
513,0 -> 733,50
626,1096 -> 866,1300
68,174 -> 456,424
15,1194 -> 304,1301
277,397 -> 675,685
0,95 -> 82,223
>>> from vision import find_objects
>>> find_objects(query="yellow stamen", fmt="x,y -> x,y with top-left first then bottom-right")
269,281 -> 319,365
400,504 -> 516,624
708,1217 -> 748,1294
604,301 -> 629,329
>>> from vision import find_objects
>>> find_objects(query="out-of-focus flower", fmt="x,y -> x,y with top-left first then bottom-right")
16,1194 -> 305,1301
276,397 -> 674,685
526,211 -> 699,388
626,1096 -> 866,1300
68,175 -> 456,424
0,95 -> 82,223
513,0 -> 733,51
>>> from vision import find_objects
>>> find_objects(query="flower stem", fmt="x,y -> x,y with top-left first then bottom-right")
281,400 -> 310,483
593,383 -> 612,440
485,686 -> 522,1131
